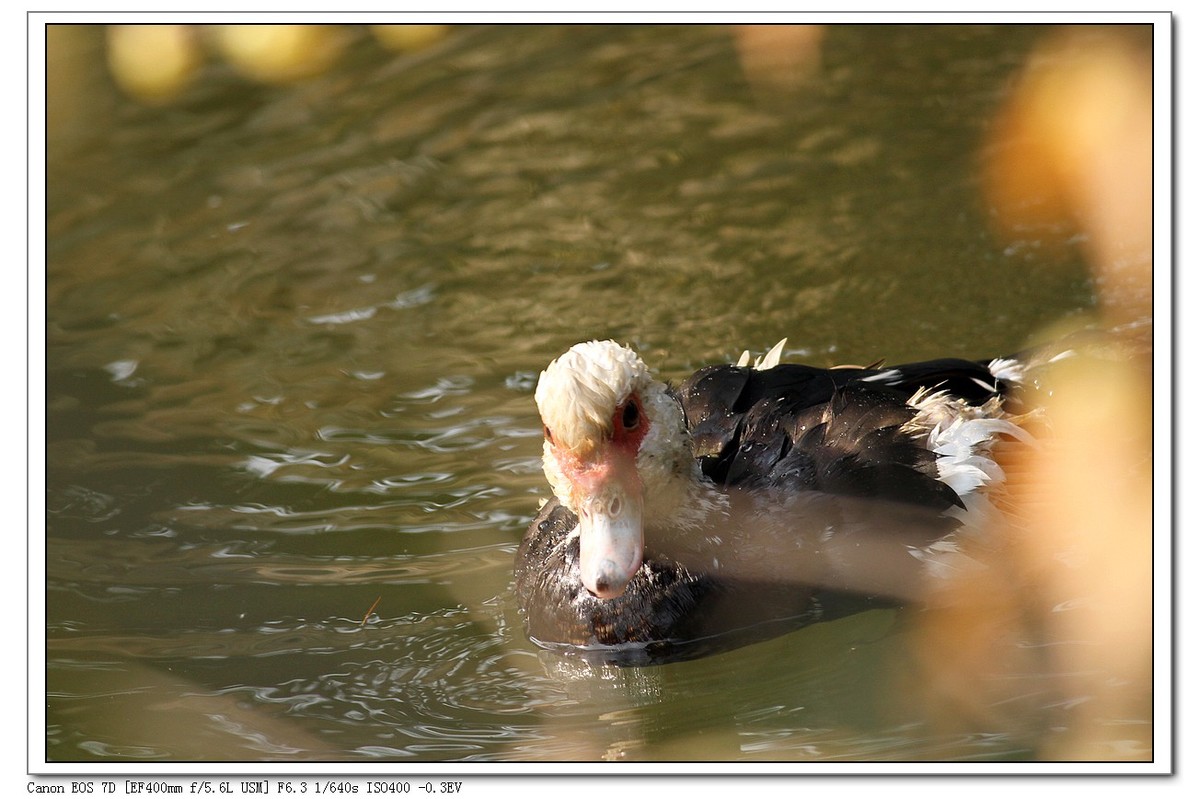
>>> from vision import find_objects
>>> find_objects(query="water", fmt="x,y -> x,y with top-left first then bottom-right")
43,23 -> 1109,764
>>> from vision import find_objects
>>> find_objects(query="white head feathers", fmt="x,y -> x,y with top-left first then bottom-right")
535,340 -> 729,534
535,340 -> 651,454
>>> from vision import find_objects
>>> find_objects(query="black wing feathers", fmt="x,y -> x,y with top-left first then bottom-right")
677,358 -> 1003,510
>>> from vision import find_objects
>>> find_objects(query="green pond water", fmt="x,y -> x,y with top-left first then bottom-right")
44,23 -> 1105,764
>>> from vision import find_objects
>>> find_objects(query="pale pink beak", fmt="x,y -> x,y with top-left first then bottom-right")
566,444 -> 644,599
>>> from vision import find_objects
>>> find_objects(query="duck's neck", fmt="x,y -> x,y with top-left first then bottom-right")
637,381 -> 729,534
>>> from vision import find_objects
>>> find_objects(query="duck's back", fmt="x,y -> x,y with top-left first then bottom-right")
676,358 -> 1010,510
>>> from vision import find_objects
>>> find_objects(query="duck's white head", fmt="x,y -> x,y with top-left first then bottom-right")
535,340 -> 697,599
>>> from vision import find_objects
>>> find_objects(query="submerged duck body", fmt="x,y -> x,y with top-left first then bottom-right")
515,339 -> 1031,663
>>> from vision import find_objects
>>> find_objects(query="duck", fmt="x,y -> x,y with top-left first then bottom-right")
514,338 -> 1036,664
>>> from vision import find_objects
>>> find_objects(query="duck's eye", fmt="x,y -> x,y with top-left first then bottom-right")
621,401 -> 640,430
543,425 -> 555,444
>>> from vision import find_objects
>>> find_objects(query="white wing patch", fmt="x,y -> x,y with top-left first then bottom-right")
904,388 -> 1033,500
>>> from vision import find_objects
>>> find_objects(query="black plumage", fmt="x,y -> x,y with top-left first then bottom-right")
678,358 -> 1004,508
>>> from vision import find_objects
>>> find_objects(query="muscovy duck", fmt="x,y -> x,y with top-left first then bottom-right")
514,339 -> 1034,663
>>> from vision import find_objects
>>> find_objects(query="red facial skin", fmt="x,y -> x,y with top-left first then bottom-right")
545,394 -> 649,598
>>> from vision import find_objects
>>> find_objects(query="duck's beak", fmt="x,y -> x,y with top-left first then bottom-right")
569,444 -> 644,600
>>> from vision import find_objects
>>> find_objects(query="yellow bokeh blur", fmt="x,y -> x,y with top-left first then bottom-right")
369,24 -> 450,53
106,24 -> 203,104
208,24 -> 346,84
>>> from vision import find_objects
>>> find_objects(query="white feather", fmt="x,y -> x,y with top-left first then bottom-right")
754,338 -> 787,370
987,357 -> 1025,384
860,368 -> 901,383
735,338 -> 788,370
904,389 -> 1031,499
